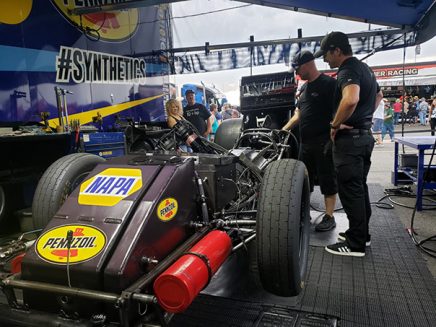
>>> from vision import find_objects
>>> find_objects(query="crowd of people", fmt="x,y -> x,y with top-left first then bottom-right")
164,92 -> 241,142
369,95 -> 436,142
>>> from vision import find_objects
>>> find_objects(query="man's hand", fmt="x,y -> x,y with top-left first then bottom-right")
330,123 -> 353,142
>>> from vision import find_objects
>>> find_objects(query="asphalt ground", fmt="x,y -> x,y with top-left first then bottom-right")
368,122 -> 436,278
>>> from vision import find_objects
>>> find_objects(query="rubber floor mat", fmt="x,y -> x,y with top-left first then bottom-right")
171,295 -> 338,327
174,184 -> 436,327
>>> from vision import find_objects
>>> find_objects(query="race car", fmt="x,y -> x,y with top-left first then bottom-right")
0,118 -> 310,327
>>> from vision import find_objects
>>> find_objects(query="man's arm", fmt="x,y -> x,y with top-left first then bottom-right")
374,90 -> 383,112
331,84 -> 359,128
204,115 -> 213,137
282,108 -> 301,131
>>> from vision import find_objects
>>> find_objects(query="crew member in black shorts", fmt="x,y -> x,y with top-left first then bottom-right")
282,50 -> 338,232
314,32 -> 383,257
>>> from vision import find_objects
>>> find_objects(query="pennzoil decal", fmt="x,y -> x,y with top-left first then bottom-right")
157,198 -> 178,222
79,168 -> 142,206
36,225 -> 106,264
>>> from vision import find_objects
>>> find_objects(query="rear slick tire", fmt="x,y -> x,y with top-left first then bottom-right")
32,153 -> 105,230
256,159 -> 310,296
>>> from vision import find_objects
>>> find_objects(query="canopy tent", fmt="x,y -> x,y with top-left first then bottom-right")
72,0 -> 436,43
70,0 -> 436,74
237,0 -> 436,43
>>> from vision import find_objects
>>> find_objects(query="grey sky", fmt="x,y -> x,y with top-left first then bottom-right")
170,0 -> 436,104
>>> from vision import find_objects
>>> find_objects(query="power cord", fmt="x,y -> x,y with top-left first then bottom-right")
407,138 -> 436,258
66,230 -> 73,287
309,194 -> 395,216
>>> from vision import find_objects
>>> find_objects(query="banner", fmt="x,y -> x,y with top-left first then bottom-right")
172,30 -> 416,74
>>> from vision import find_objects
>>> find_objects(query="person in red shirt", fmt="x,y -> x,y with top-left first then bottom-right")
393,99 -> 402,125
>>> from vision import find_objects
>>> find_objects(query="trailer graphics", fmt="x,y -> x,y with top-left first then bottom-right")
52,0 -> 139,42
0,0 -> 170,127
55,46 -> 147,84
0,1 -> 172,225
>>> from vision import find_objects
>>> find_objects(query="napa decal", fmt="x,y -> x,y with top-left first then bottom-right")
36,225 -> 106,264
157,198 -> 178,222
56,46 -> 146,84
51,0 -> 139,42
79,168 -> 142,206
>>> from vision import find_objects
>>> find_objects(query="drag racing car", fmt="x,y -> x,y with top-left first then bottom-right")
0,116 -> 310,326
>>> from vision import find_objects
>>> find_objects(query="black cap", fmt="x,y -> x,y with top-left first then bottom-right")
314,31 -> 351,58
185,89 -> 195,96
291,51 -> 315,69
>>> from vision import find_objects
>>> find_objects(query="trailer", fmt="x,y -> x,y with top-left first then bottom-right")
0,1 -> 172,227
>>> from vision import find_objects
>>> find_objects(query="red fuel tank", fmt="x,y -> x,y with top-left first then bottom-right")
153,230 -> 232,313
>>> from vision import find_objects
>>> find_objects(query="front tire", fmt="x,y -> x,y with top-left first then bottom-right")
256,159 -> 310,296
32,153 -> 105,229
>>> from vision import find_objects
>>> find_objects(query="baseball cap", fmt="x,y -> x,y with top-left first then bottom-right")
291,51 -> 315,69
314,31 -> 351,58
185,89 -> 195,96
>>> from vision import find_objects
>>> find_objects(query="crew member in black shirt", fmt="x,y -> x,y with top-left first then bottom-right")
183,89 -> 212,138
282,50 -> 338,232
314,31 -> 383,257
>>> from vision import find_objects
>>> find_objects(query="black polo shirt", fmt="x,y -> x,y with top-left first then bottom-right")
298,74 -> 336,142
334,57 -> 380,129
183,103 -> 211,135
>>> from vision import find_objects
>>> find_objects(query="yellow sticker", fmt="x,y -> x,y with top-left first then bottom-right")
79,168 -> 142,206
157,198 -> 178,222
36,225 -> 106,264
51,0 -> 139,41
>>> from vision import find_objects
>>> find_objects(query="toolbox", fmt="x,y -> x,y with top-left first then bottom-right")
81,132 -> 126,158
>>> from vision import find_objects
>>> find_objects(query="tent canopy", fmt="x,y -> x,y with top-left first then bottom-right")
238,0 -> 432,28
237,0 -> 436,43
72,0 -> 436,43
71,0 -> 436,74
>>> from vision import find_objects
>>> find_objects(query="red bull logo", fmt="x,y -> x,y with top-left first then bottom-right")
157,198 -> 178,222
36,225 -> 106,264
51,0 -> 139,41
79,168 -> 142,206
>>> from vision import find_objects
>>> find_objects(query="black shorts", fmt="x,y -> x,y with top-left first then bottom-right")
299,140 -> 338,195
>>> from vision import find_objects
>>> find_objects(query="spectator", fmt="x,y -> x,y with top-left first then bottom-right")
393,99 -> 402,125
403,99 -> 409,122
165,99 -> 184,128
406,99 -> 418,125
372,98 -> 385,146
183,89 -> 212,137
382,102 -> 394,142
209,103 -> 221,141
418,97 -> 429,126
222,104 -> 240,120
165,99 -> 189,152
429,97 -> 436,136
